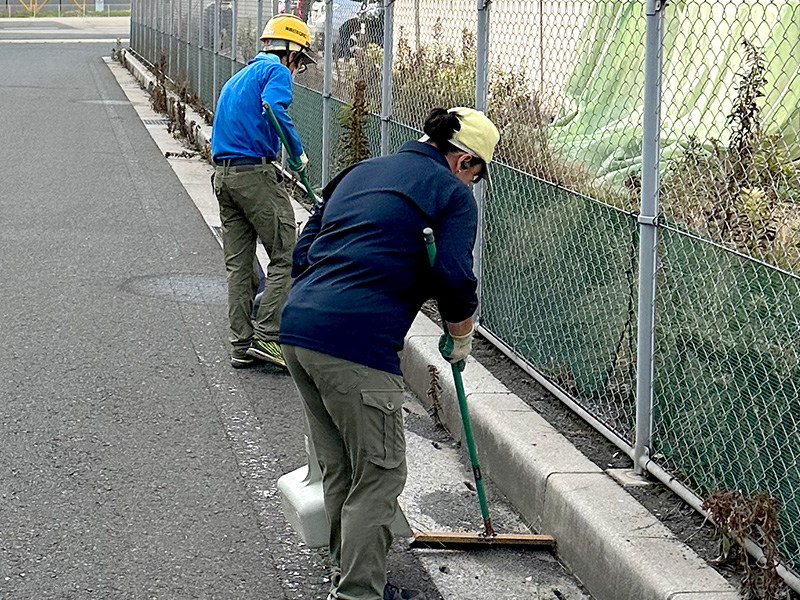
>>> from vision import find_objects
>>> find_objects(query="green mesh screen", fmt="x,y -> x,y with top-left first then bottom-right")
481,168 -> 639,438
654,224 -> 800,567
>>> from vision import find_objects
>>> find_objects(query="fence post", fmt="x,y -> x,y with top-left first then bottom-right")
257,0 -> 263,37
187,0 -> 192,86
473,0 -> 490,322
538,0 -> 544,95
169,0 -> 174,78
232,0 -> 238,71
161,0 -> 165,65
634,0 -> 666,475
321,0 -> 333,185
177,0 -> 182,80
142,0 -> 145,60
198,0 -> 204,104
379,0 -> 394,156
154,0 -> 158,61
213,0 -> 220,108
413,0 -> 420,52
161,0 -> 166,64
151,0 -> 156,65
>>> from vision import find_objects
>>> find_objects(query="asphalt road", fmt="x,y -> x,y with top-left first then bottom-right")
0,20 -> 329,600
0,16 -> 129,42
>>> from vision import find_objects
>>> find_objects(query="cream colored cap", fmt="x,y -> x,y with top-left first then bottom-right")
447,107 -> 500,164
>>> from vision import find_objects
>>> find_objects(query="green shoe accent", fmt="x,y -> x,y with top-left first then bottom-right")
246,340 -> 287,368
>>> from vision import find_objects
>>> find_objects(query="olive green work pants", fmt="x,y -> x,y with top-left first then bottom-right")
213,163 -> 296,358
282,345 -> 407,600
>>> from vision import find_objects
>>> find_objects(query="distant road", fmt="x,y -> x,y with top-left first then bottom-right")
0,16 -> 129,43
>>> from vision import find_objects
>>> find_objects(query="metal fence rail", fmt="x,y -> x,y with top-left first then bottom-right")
129,0 -> 800,579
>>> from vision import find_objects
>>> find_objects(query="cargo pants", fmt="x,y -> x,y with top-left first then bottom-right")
282,345 -> 407,600
213,162 -> 296,359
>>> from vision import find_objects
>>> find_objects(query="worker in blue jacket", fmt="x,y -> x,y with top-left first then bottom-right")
211,14 -> 313,369
280,108 -> 500,600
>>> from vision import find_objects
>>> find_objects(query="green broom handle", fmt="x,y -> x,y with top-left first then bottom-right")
423,228 -> 495,537
262,101 -> 321,209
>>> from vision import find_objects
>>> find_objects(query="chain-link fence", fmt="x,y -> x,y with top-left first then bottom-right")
129,0 -> 800,579
652,0 -> 800,577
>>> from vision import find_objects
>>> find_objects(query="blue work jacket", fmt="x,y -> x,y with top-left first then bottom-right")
279,141 -> 478,375
211,53 -> 303,161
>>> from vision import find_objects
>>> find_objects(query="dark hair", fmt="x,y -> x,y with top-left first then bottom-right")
423,107 -> 487,179
423,108 -> 462,154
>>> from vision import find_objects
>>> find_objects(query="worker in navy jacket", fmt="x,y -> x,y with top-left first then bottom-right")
280,108 -> 500,600
211,14 -> 313,370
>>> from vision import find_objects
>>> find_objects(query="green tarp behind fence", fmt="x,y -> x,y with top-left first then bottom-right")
551,0 -> 800,184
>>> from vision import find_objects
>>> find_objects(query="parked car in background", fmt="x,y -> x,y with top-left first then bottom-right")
307,0 -> 384,58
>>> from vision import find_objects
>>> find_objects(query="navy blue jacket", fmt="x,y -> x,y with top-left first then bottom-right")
279,141 -> 478,374
211,53 -> 303,161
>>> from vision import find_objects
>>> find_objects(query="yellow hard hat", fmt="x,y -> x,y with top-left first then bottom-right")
260,14 -> 312,51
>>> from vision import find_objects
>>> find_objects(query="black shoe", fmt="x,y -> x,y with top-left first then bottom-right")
230,354 -> 262,369
384,583 -> 423,600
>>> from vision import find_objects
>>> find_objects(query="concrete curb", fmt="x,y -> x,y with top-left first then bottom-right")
122,51 -> 214,150
402,314 -> 739,600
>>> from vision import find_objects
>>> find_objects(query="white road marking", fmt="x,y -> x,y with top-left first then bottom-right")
0,27 -> 64,32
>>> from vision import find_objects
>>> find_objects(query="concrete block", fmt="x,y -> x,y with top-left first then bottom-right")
277,465 -> 329,548
467,393 -> 602,524
401,315 -> 509,439
406,312 -> 442,339
542,473 -> 735,600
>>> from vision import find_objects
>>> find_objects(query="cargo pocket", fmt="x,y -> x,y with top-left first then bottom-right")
361,390 -> 406,469
275,214 -> 297,256
314,363 -> 368,396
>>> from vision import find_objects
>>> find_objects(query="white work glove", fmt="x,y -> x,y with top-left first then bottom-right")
439,325 -> 474,371
290,151 -> 309,172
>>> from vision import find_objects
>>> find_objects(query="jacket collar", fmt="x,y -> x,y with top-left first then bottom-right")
248,52 -> 281,66
398,140 -> 451,170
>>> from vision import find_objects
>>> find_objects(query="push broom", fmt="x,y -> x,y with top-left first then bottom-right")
411,227 -> 554,550
262,101 -> 322,209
